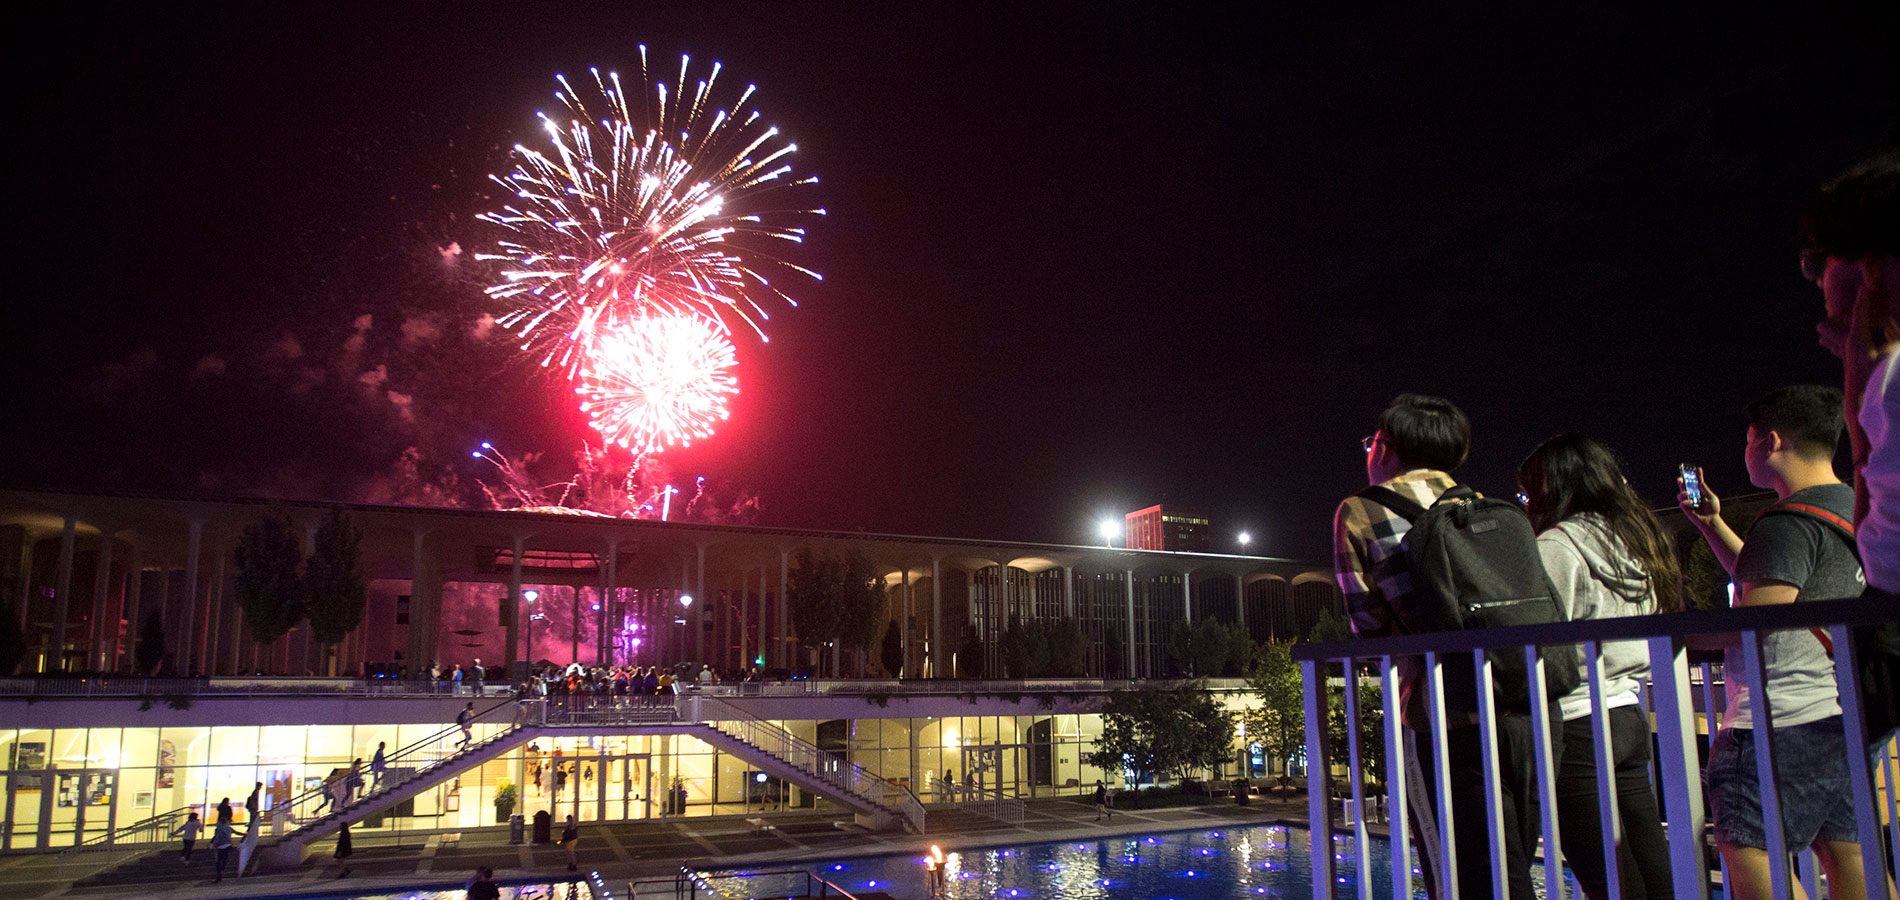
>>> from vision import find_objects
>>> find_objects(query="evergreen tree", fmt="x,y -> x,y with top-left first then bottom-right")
234,514 -> 305,647
837,553 -> 886,677
785,548 -> 845,674
135,609 -> 166,675
302,508 -> 367,676
1085,680 -> 1236,796
1243,639 -> 1305,796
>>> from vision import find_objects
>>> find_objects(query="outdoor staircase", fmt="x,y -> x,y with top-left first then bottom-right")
259,725 -> 534,868
688,724 -> 911,831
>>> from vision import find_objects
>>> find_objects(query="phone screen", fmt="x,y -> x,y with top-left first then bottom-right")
1680,464 -> 1702,509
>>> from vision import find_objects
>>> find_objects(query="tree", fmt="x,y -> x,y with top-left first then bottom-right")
879,622 -> 902,676
1085,680 -> 1236,797
135,609 -> 166,675
957,624 -> 987,678
1328,677 -> 1387,791
785,548 -> 845,674
1243,639 -> 1305,796
302,508 -> 367,676
837,553 -> 886,676
234,514 -> 305,648
1002,617 -> 1088,677
1169,618 -> 1254,676
1306,604 -> 1352,644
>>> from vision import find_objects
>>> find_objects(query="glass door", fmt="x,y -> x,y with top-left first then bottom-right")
610,754 -> 649,821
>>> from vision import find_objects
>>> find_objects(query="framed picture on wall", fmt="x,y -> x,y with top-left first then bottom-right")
12,741 -> 46,769
134,791 -> 155,808
445,793 -> 460,812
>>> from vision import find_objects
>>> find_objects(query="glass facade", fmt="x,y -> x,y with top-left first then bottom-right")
0,711 -> 1149,851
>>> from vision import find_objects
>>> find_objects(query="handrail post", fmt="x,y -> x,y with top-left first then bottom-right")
1828,622 -> 1891,897
1524,644 -> 1565,900
1301,656 -> 1333,900
1382,655 -> 1411,900
1647,635 -> 1708,900
1342,656 -> 1372,893
1423,650 -> 1457,900
1472,647 -> 1508,900
1582,639 -> 1623,897
1740,628 -> 1793,900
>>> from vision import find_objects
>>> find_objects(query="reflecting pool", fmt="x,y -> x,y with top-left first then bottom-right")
708,824 -> 1430,899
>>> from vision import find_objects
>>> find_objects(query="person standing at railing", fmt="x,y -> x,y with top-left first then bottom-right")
1519,434 -> 1679,900
1680,385 -> 1884,900
1800,154 -> 1900,749
1334,393 -> 1540,900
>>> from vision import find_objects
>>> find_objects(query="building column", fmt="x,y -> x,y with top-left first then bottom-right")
756,562 -> 768,667
693,544 -> 707,664
121,545 -> 143,674
12,527 -> 35,633
930,557 -> 943,678
300,522 -> 318,675
777,549 -> 789,670
1183,570 -> 1193,625
506,534 -> 525,670
1234,573 -> 1248,634
601,539 -> 618,666
47,514 -> 77,673
179,519 -> 203,675
408,531 -> 437,675
678,555 -> 690,666
1062,566 -> 1075,619
900,567 -> 912,678
89,529 -> 117,672
1124,569 -> 1137,679
571,581 -> 581,666
206,531 -> 226,675
738,566 -> 750,672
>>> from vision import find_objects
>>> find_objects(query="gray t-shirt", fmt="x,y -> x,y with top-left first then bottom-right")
1723,483 -> 1862,730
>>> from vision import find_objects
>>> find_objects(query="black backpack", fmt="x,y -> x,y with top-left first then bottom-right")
1359,484 -> 1583,714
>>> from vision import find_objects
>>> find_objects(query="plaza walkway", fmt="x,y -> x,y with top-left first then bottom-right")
0,792 -> 1342,899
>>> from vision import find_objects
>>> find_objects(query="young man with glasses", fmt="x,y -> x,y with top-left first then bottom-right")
1332,393 -> 1539,900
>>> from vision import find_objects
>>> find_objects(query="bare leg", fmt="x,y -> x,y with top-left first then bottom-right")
1719,841 -> 1814,900
1812,839 -> 1900,900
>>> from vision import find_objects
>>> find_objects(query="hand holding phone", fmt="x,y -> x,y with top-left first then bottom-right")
1677,464 -> 1716,517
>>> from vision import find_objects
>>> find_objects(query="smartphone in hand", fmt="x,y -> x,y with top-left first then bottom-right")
1679,463 -> 1707,513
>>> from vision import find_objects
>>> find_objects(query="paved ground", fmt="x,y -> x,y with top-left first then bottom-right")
0,792 -> 1352,899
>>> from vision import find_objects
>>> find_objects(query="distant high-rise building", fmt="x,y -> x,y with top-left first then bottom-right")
1123,505 -> 1210,552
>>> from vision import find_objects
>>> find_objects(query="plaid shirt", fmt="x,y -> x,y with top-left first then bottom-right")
1331,469 -> 1458,639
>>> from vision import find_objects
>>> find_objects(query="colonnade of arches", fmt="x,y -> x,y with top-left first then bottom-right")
0,492 -> 1342,680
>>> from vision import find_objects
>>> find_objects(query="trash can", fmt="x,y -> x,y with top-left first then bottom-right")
532,810 -> 552,844
509,813 -> 525,845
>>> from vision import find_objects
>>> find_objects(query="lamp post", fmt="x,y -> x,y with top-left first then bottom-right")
1237,532 -> 1252,553
522,590 -> 540,664
1098,519 -> 1119,549
676,594 -> 694,667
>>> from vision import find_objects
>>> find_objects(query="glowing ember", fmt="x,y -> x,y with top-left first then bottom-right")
576,313 -> 737,454
478,48 -> 823,379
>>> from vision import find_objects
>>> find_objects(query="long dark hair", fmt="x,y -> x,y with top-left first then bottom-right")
1518,433 -> 1682,613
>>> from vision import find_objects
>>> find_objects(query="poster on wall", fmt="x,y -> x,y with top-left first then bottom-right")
157,739 -> 176,788
12,741 -> 46,791
134,791 -> 155,808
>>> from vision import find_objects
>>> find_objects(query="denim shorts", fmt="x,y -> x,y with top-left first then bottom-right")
1706,716 -> 1857,849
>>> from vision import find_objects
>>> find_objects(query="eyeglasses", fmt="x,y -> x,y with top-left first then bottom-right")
1361,435 -> 1380,453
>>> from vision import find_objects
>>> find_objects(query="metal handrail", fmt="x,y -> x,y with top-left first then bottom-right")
267,699 -> 518,835
1293,594 -> 1898,900
694,696 -> 924,832
676,866 -> 864,900
60,808 -> 191,856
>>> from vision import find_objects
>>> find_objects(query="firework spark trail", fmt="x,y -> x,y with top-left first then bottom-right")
478,47 -> 823,379
576,313 -> 738,455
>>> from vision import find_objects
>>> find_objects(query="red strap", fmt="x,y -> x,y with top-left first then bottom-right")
1750,501 -> 1857,655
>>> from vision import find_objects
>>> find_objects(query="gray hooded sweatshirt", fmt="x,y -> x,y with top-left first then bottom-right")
1536,513 -> 1656,722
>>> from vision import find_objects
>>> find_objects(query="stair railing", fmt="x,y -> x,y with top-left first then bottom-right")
693,696 -> 923,832
58,808 -> 190,856
267,699 -> 518,834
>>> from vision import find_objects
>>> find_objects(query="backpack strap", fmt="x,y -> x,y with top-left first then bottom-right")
1357,485 -> 1427,522
1750,500 -> 1861,654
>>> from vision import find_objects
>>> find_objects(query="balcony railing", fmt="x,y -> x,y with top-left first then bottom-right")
1293,596 -> 1898,900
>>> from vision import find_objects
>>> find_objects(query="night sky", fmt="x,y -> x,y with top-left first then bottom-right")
7,3 -> 1898,560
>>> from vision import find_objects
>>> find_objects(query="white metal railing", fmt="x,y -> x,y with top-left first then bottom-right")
689,696 -> 925,832
1294,596 -> 1898,900
0,675 -> 508,698
951,782 -> 1026,823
